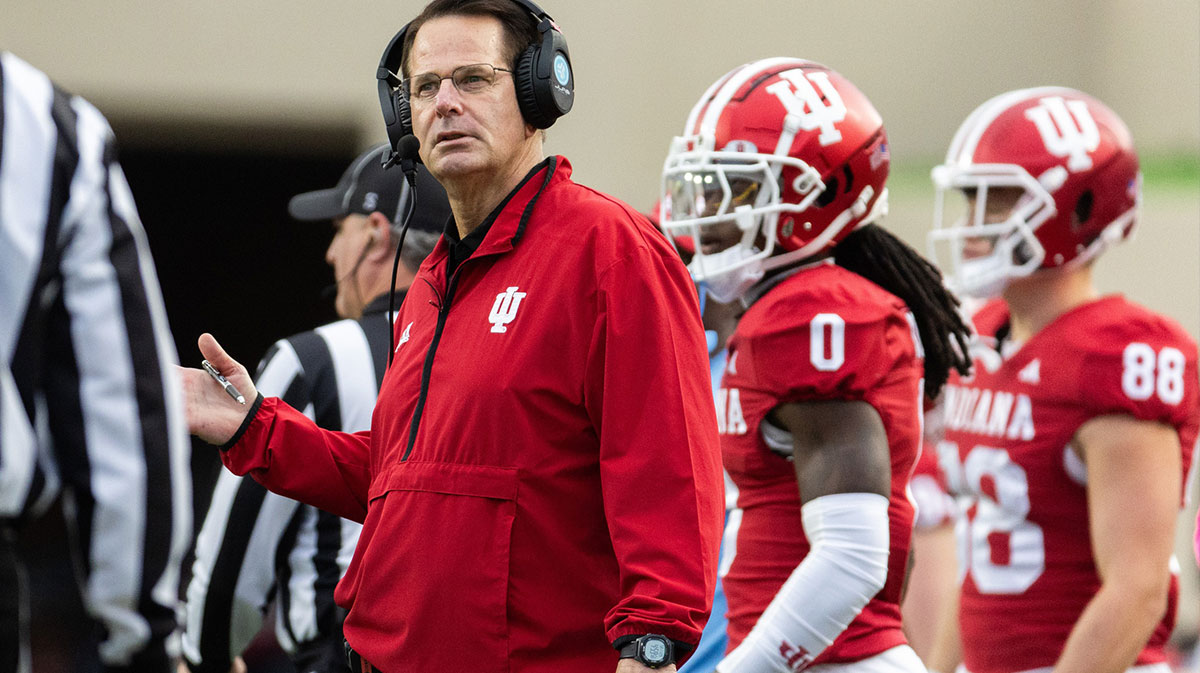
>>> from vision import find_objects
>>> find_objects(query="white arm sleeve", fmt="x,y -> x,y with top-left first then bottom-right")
717,492 -> 890,672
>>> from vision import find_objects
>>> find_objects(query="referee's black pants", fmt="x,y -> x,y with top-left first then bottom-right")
1,524 -> 29,673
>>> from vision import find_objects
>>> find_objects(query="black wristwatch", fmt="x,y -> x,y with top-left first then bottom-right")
618,633 -> 674,668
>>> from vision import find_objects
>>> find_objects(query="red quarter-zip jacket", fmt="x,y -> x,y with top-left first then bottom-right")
222,157 -> 724,672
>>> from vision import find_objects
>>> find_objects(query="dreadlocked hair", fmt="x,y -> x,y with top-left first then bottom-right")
833,223 -> 973,398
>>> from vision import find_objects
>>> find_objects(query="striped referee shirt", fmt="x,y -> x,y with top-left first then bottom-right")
0,52 -> 191,671
0,357 -> 41,519
183,293 -> 395,673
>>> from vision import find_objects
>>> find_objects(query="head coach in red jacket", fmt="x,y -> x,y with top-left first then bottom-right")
178,1 -> 725,671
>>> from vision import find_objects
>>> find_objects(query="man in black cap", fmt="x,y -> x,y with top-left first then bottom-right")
288,143 -> 451,320
180,144 -> 449,673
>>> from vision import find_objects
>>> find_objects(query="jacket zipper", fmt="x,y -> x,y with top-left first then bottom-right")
400,267 -> 462,462
398,159 -> 555,462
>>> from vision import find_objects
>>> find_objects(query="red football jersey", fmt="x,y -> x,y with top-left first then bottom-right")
939,296 -> 1199,673
719,262 -> 923,665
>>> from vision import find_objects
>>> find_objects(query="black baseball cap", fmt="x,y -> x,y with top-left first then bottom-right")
287,143 -> 450,233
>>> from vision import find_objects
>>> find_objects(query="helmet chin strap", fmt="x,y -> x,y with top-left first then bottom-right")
955,255 -> 1012,299
691,245 -> 764,303
953,220 -> 1044,300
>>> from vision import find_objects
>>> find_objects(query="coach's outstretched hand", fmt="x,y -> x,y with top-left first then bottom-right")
178,333 -> 260,446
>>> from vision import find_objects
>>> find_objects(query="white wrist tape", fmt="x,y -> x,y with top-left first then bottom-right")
716,492 -> 890,673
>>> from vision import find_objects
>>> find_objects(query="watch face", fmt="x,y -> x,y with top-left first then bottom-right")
643,639 -> 667,663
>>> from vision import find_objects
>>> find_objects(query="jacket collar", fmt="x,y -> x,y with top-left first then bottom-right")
362,292 -> 399,317
423,156 -> 568,278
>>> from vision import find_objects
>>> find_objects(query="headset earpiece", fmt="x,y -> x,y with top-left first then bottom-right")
514,46 -> 544,128
377,0 -> 573,140
397,95 -> 413,138
512,15 -> 573,129
377,25 -> 413,166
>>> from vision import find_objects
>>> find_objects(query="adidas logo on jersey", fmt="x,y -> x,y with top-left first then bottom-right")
943,384 -> 1036,440
1017,359 -> 1041,385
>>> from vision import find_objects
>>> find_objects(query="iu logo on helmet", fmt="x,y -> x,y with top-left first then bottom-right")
1024,96 -> 1100,172
489,286 -> 526,333
765,69 -> 847,146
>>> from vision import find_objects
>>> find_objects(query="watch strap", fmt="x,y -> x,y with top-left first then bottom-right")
613,633 -> 692,662
616,634 -> 675,668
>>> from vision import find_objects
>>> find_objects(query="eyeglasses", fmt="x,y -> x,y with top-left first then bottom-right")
400,63 -> 513,103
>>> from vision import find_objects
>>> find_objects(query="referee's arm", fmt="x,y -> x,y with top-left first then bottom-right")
54,101 -> 192,671
2,52 -> 190,672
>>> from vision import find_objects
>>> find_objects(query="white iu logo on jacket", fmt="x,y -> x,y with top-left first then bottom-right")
489,286 -> 526,333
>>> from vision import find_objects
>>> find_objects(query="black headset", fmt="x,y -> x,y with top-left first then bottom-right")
376,0 -> 574,167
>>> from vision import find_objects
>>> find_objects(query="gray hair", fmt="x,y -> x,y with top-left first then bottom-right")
395,227 -> 442,272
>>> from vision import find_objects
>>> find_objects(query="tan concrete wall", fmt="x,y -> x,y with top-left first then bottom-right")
3,1 -> 1194,336
3,1 -> 1196,325
3,0 -> 1195,355
3,2 -> 1196,168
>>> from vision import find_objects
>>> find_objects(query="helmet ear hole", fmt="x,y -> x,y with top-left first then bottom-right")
1073,190 -> 1094,228
1013,240 -> 1036,265
816,177 -> 839,207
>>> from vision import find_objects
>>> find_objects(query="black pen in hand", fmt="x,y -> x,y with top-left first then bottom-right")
201,359 -> 246,405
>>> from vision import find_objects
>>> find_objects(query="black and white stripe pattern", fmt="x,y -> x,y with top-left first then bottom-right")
0,359 -> 42,521
183,298 -> 392,673
0,52 -> 191,670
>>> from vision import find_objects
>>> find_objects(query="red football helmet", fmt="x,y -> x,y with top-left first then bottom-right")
659,58 -> 890,302
928,87 -> 1141,298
